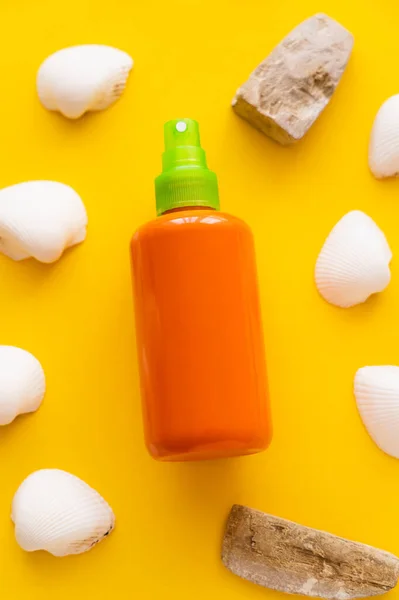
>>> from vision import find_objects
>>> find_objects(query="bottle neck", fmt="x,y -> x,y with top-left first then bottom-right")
162,206 -> 216,216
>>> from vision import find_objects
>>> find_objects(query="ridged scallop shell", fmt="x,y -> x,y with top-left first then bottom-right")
0,346 -> 45,425
369,95 -> 399,179
12,469 -> 115,557
354,366 -> 399,459
37,45 -> 133,119
0,180 -> 87,263
315,211 -> 392,308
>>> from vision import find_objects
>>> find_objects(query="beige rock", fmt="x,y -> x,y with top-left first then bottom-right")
232,14 -> 354,145
222,505 -> 399,599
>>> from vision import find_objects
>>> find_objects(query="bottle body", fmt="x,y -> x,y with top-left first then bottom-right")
130,209 -> 272,461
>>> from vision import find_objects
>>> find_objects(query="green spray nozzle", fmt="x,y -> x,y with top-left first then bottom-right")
155,119 -> 220,216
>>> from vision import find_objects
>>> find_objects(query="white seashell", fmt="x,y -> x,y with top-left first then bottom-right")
369,95 -> 399,179
0,346 -> 45,425
11,469 -> 115,557
0,180 -> 87,263
315,211 -> 392,308
37,45 -> 134,119
354,366 -> 399,459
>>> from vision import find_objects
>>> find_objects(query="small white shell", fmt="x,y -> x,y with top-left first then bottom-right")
11,469 -> 115,557
0,180 -> 87,263
369,95 -> 399,179
37,45 -> 133,119
354,366 -> 399,459
315,211 -> 392,308
0,346 -> 45,425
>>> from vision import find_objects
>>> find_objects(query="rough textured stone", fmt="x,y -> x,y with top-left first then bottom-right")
222,505 -> 399,599
232,14 -> 354,145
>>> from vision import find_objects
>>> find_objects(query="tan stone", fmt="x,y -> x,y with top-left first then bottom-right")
232,14 -> 354,145
222,505 -> 399,599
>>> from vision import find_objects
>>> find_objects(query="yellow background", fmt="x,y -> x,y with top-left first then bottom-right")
0,0 -> 398,597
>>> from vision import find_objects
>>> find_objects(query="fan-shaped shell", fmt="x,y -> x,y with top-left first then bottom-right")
0,180 -> 87,263
0,346 -> 45,425
369,95 -> 399,179
315,211 -> 392,308
37,45 -> 133,119
354,366 -> 399,459
12,469 -> 115,556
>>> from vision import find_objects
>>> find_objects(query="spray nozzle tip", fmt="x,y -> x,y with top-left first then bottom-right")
164,118 -> 201,150
175,121 -> 187,133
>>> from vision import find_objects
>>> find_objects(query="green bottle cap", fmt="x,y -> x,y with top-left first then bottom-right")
155,119 -> 220,216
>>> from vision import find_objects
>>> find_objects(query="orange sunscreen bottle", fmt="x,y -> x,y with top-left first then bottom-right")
130,118 -> 272,461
